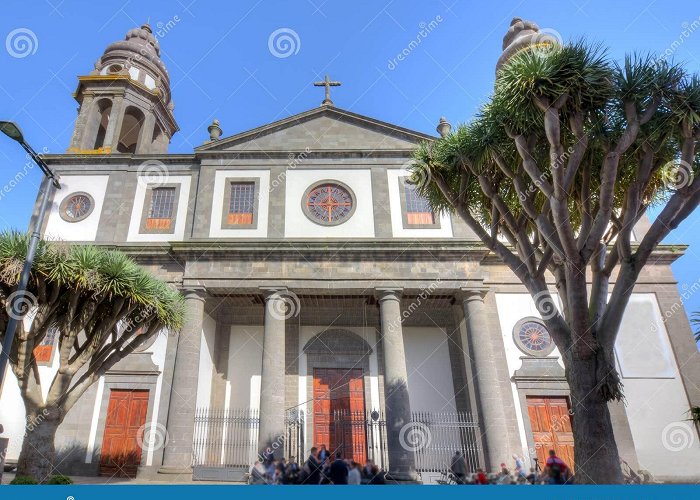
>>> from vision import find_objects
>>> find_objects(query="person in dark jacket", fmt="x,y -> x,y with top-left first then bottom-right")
329,453 -> 349,484
303,447 -> 322,485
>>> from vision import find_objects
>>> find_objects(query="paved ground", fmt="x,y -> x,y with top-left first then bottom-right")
1,471 -> 245,485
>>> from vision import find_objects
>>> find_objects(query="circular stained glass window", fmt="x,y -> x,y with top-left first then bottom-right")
302,181 -> 356,226
59,192 -> 95,222
513,317 -> 555,357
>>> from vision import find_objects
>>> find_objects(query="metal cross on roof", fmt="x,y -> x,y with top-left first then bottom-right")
313,74 -> 341,106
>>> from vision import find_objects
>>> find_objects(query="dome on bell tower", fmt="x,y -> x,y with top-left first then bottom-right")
95,23 -> 172,106
67,23 -> 179,155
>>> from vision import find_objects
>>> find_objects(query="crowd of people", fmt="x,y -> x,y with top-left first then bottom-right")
249,444 -> 388,484
249,445 -> 573,485
449,449 -> 573,485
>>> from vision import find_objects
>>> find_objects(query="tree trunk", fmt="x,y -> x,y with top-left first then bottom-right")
566,352 -> 624,484
15,408 -> 61,483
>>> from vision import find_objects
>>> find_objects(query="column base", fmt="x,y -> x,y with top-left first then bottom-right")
384,472 -> 421,484
157,466 -> 193,475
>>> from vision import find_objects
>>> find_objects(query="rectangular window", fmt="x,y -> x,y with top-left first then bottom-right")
33,327 -> 58,364
227,182 -> 256,225
146,187 -> 176,230
403,181 -> 436,226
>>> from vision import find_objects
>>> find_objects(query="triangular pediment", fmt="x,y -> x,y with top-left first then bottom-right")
196,106 -> 434,152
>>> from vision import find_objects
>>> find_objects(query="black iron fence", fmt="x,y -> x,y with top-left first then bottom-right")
192,407 -> 480,474
193,407 -> 259,467
411,410 -> 481,473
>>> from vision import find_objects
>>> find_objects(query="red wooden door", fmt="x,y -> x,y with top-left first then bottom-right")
99,389 -> 149,478
527,396 -> 575,471
313,368 -> 366,463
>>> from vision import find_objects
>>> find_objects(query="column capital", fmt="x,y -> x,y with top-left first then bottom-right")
259,286 -> 288,300
375,287 -> 403,303
458,287 -> 489,303
182,287 -> 207,302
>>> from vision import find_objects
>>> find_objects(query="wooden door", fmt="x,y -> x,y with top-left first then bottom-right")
527,396 -> 574,471
313,368 -> 366,463
99,389 -> 149,478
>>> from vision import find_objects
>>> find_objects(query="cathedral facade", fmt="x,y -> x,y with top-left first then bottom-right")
1,23 -> 700,483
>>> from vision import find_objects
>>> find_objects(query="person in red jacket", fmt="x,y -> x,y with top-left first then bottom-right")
545,450 -> 570,484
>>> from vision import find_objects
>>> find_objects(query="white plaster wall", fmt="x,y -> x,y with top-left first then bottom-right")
226,325 -> 264,410
494,293 -> 564,461
196,313 -> 216,409
615,294 -> 700,478
126,175 -> 191,242
208,169 -> 270,238
0,310 -> 62,460
386,169 -> 453,238
403,326 -> 457,412
495,292 -> 700,480
284,169 -> 375,238
44,175 -> 110,241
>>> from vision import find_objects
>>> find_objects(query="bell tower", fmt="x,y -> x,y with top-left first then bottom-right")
68,23 -> 178,154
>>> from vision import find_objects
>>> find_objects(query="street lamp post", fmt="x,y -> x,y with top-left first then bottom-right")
0,121 -> 60,390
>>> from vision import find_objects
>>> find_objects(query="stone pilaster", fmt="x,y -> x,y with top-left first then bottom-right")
258,287 -> 287,459
376,288 -> 417,482
159,288 -> 206,475
460,288 -> 512,471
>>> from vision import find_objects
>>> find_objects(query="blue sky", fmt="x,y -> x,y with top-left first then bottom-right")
0,0 -> 699,333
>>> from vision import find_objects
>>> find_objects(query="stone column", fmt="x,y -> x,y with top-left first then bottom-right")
376,288 -> 417,482
159,288 -> 206,474
460,288 -> 511,471
105,94 -> 126,152
258,288 -> 287,459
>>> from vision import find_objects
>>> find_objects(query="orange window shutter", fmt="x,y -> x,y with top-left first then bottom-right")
227,212 -> 253,225
33,345 -> 53,363
407,212 -> 435,225
146,218 -> 172,230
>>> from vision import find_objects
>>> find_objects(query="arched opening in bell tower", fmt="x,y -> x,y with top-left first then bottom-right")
117,106 -> 145,153
92,99 -> 112,150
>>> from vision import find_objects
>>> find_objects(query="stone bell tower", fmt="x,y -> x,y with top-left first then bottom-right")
68,23 -> 178,154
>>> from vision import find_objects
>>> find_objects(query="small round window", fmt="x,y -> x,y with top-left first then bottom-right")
513,317 -> 555,357
59,192 -> 95,222
302,181 -> 356,226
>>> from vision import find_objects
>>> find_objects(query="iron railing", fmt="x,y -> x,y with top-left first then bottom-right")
410,410 -> 481,473
192,407 -> 481,473
192,407 -> 259,467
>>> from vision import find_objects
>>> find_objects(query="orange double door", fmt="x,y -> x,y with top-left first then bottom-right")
312,368 -> 367,464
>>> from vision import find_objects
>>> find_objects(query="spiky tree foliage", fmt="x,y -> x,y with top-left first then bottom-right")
0,231 -> 184,482
412,42 -> 699,484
